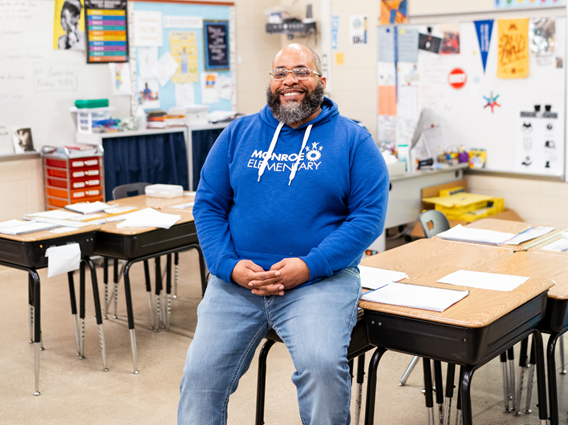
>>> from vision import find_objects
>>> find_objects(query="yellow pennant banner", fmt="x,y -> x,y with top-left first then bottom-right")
497,19 -> 529,79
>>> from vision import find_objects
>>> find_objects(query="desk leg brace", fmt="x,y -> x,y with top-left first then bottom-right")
515,338 -> 529,416
363,347 -> 386,425
67,272 -> 81,356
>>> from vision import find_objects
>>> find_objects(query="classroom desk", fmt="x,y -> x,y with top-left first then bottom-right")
0,225 -> 107,395
358,238 -> 553,425
94,194 -> 206,373
458,218 -> 568,424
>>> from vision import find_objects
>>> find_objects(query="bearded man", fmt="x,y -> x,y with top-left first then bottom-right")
178,43 -> 389,425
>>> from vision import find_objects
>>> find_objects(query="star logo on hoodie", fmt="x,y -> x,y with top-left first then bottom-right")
305,142 -> 323,162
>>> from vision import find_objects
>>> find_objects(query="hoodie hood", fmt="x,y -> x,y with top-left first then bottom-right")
260,96 -> 339,131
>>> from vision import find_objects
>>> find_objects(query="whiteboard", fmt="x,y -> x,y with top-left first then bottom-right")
0,0 -> 131,155
381,18 -> 566,177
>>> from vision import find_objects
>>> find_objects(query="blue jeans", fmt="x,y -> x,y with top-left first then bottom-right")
178,268 -> 362,425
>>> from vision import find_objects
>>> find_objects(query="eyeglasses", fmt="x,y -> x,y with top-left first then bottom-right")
269,67 -> 321,81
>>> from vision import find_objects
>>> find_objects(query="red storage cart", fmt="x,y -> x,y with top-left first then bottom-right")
42,145 -> 105,210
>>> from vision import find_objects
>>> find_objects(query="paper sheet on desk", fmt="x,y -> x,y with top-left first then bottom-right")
0,220 -> 58,235
438,225 -> 515,245
541,232 -> 568,252
45,243 -> 81,278
116,208 -> 181,229
359,266 -> 408,290
360,282 -> 468,312
27,210 -> 83,220
438,270 -> 530,292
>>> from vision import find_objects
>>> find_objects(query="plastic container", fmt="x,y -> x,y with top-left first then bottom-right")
145,184 -> 184,198
70,106 -> 116,133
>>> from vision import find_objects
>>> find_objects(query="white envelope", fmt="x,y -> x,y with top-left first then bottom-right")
45,243 -> 81,278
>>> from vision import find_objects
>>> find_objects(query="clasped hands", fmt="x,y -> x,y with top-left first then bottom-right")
230,258 -> 310,296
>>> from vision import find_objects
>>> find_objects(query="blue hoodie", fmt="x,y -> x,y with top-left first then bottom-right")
193,97 -> 389,286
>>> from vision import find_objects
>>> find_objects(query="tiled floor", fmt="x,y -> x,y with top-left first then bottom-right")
0,247 -> 567,424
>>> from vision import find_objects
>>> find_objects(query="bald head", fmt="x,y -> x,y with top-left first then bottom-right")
272,43 -> 322,74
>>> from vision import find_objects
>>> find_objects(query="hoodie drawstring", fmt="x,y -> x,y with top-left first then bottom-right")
257,123 -> 313,185
258,122 -> 284,182
289,124 -> 312,185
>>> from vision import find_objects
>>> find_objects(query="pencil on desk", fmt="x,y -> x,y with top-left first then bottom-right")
521,227 -> 568,251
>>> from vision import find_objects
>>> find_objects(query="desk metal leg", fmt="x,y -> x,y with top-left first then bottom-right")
78,261 -> 86,359
166,254 -> 172,331
122,261 -> 139,374
399,355 -> 419,386
533,331 -> 548,425
443,363 -> 455,425
143,260 -> 154,330
507,347 -> 516,412
29,269 -> 41,396
113,258 -> 119,319
525,337 -> 536,414
103,257 -> 109,319
28,274 -> 34,344
515,338 -> 529,416
455,366 -> 464,425
547,332 -> 561,425
559,335 -> 567,374
255,339 -> 276,425
423,358 -> 436,425
174,252 -> 179,298
83,257 -> 108,372
67,272 -> 81,355
433,360 -> 444,424
154,256 -> 162,331
354,354 -> 365,425
500,352 -> 510,412
364,347 -> 386,425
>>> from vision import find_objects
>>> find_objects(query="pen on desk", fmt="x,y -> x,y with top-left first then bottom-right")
517,226 -> 533,235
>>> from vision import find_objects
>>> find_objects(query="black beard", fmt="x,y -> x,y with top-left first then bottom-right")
266,81 -> 324,125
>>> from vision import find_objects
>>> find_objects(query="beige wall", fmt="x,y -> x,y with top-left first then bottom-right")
0,158 -> 43,221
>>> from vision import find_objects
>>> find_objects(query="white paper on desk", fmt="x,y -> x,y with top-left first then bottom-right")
504,226 -> 555,245
27,210 -> 83,220
359,266 -> 408,290
541,236 -> 568,252
184,191 -> 196,196
438,270 -> 530,292
360,282 -> 468,312
45,243 -> 81,278
438,225 -> 516,246
65,201 -> 111,215
29,217 -> 89,228
0,220 -> 58,235
49,226 -> 79,234
116,208 -> 181,229
171,201 -> 194,209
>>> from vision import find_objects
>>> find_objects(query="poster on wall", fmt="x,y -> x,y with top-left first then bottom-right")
495,0 -> 565,8
203,20 -> 229,71
350,15 -> 367,46
439,23 -> 460,55
497,19 -> 529,79
53,0 -> 86,50
84,0 -> 128,63
380,0 -> 407,25
170,31 -> 199,83
109,62 -> 131,95
133,11 -> 162,47
515,106 -> 562,175
137,78 -> 160,109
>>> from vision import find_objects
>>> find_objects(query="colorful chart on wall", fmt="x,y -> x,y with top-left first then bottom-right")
377,18 -> 566,177
494,0 -> 565,9
85,0 -> 128,63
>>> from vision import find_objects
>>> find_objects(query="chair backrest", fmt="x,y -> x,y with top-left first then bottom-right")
112,182 -> 152,200
418,210 -> 450,239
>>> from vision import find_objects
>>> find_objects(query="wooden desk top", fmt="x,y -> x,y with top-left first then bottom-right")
359,239 -> 553,328
99,194 -> 195,235
0,224 -> 101,243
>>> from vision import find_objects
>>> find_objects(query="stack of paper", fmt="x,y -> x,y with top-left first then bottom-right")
65,201 -> 113,214
438,270 -> 529,292
542,233 -> 568,252
359,265 -> 408,290
438,225 -> 515,245
0,219 -> 58,235
27,210 -> 84,220
360,282 -> 468,312
116,208 -> 181,229
504,226 -> 555,245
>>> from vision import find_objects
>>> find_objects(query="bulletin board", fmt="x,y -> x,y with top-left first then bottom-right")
378,17 -> 566,178
130,1 -> 236,113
